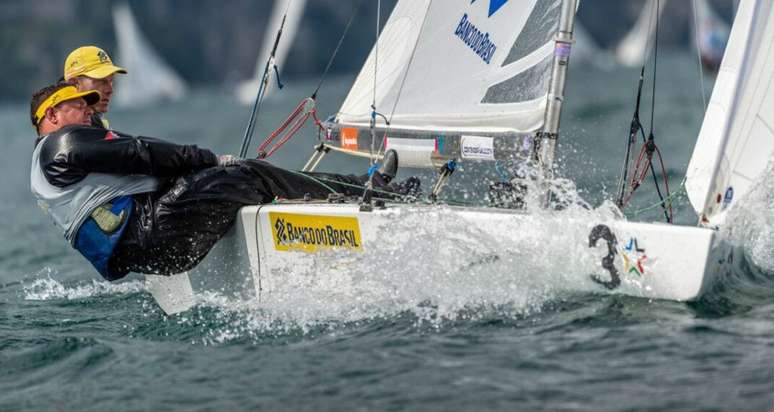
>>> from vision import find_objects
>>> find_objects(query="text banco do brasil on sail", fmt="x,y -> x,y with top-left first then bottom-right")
454,13 -> 498,64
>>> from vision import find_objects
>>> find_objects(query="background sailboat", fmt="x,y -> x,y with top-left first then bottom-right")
572,20 -> 617,70
235,0 -> 307,105
113,3 -> 187,108
615,0 -> 668,67
692,0 -> 731,71
572,21 -> 600,62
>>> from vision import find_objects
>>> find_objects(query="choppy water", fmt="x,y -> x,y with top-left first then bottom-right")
3,54 -> 774,411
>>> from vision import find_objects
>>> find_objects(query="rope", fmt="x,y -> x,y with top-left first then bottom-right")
356,0 -> 384,207
615,75 -> 646,208
691,0 -> 709,110
629,177 -> 686,218
386,0 -> 433,126
290,172 -> 418,202
369,0 -> 382,166
617,0 -> 660,207
283,169 -> 339,194
255,98 -> 324,159
621,138 -> 673,221
649,0 -> 659,134
616,0 -> 673,223
256,0 -> 365,160
239,0 -> 294,158
311,0 -> 363,100
372,0 -> 435,158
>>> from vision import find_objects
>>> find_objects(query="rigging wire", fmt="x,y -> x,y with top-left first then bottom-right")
615,0 -> 658,209
615,0 -> 673,223
311,0 -> 363,100
691,0 -> 709,110
630,180 -> 685,218
368,0 -> 382,167
249,1 -> 362,160
357,0 -> 383,207
649,1 -> 658,135
644,0 -> 672,222
289,171 -> 417,203
387,1 -> 433,124
238,0 -> 294,158
373,0 -> 434,157
648,0 -> 661,138
359,0 -> 434,206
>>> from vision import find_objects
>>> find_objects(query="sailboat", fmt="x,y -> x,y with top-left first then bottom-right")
572,21 -> 601,63
147,0 -> 773,315
235,0 -> 307,105
112,3 -> 187,107
693,0 -> 731,71
617,0 -> 731,70
616,0 -> 668,67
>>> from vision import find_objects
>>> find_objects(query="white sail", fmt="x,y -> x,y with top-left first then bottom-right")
686,0 -> 774,226
693,0 -> 730,70
572,21 -> 600,62
112,3 -> 186,107
615,0 -> 668,67
336,0 -> 564,133
235,0 -> 307,105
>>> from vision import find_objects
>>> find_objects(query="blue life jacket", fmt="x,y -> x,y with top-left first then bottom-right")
74,196 -> 133,280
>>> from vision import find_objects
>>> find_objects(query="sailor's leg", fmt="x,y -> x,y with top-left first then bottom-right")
110,165 -> 275,275
240,159 -> 368,198
240,158 -> 410,199
109,160 -> 404,276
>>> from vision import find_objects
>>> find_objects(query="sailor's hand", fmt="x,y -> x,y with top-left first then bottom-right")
217,154 -> 242,167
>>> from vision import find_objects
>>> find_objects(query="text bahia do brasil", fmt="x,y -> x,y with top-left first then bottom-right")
274,219 -> 360,248
454,13 -> 497,64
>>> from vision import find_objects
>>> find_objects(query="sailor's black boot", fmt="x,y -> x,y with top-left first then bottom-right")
378,149 -> 398,184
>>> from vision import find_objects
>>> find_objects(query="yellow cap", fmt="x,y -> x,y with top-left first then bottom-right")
63,46 -> 127,81
34,86 -> 101,125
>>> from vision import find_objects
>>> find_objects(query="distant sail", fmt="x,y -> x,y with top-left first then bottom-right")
572,21 -> 601,62
615,0 -> 668,67
235,0 -> 307,105
686,0 -> 774,225
693,0 -> 730,71
113,3 -> 186,107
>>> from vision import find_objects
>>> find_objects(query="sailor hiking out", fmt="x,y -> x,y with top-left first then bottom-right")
29,82 -> 414,281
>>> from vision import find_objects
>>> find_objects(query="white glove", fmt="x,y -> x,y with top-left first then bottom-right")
217,154 -> 242,167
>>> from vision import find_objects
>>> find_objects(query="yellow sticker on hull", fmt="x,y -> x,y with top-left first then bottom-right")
269,212 -> 363,253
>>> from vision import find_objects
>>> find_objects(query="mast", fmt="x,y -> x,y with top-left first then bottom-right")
537,0 -> 577,180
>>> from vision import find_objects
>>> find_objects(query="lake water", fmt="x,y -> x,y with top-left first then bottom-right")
2,54 -> 774,411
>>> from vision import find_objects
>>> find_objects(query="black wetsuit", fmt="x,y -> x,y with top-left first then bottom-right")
35,125 -> 374,280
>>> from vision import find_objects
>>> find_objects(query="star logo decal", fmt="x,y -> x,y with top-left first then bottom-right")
620,237 -> 648,276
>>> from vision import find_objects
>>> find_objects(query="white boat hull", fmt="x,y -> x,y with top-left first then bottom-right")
147,203 -> 728,314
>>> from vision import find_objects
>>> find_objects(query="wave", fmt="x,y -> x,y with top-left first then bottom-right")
23,273 -> 145,301
177,180 -> 630,342
696,160 -> 774,313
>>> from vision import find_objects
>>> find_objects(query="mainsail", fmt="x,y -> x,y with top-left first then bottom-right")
112,3 -> 186,107
615,0 -> 668,67
327,0 -> 567,167
338,0 -> 562,132
686,0 -> 774,225
235,0 -> 307,105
